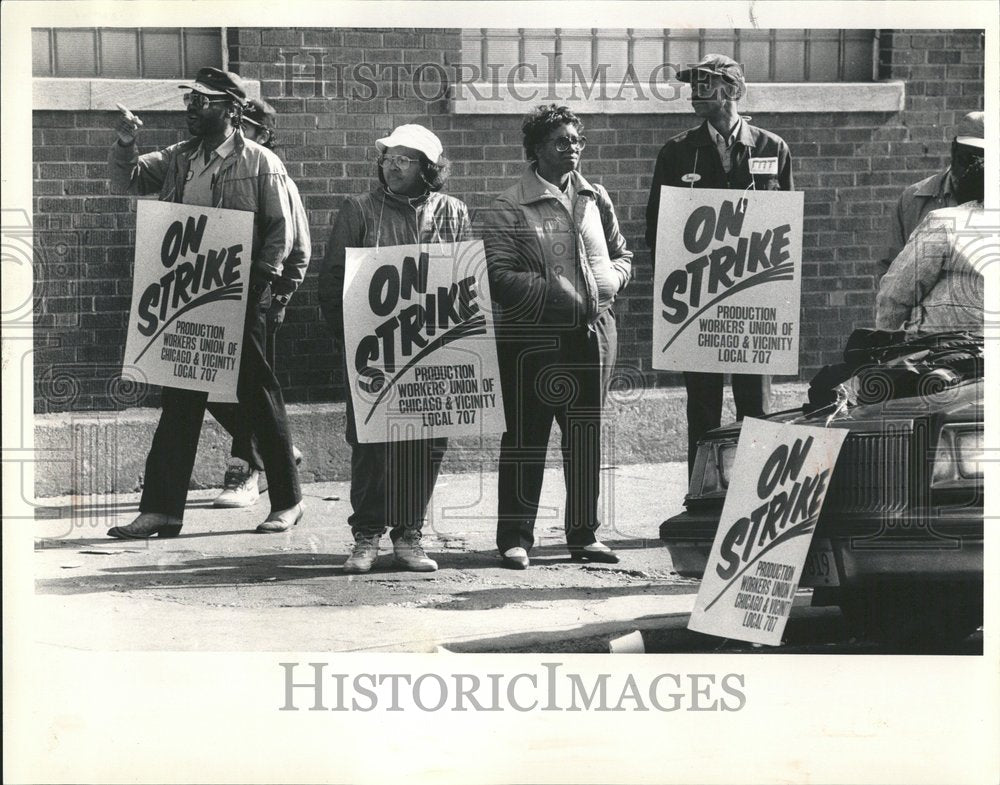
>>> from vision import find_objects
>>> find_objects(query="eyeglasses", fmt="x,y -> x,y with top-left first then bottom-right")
379,154 -> 415,171
182,92 -> 230,110
547,135 -> 587,153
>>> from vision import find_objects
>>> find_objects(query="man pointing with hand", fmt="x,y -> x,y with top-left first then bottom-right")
107,67 -> 304,538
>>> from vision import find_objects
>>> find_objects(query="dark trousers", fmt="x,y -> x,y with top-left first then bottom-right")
227,325 -> 270,473
683,371 -> 771,475
343,371 -> 447,541
496,311 -> 617,553
230,424 -> 264,471
140,289 -> 301,519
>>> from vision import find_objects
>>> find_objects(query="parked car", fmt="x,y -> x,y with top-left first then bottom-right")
661,330 -> 984,647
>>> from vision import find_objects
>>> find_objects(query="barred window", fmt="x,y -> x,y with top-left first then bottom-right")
32,28 -> 223,79
461,28 -> 877,82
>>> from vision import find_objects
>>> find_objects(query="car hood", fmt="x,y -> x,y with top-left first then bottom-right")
706,379 -> 983,440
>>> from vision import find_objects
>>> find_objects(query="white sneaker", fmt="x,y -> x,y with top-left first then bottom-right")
213,463 -> 260,508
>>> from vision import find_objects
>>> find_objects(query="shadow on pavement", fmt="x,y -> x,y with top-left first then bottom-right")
36,552 -> 350,595
36,499 -> 229,519
444,608 -> 984,654
426,582 -> 695,611
35,545 -> 691,603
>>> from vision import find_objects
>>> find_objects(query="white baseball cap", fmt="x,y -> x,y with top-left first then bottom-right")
376,124 -> 444,164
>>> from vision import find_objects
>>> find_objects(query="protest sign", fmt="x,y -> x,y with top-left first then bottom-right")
122,201 -> 253,400
688,417 -> 847,645
343,239 -> 505,443
652,186 -> 804,374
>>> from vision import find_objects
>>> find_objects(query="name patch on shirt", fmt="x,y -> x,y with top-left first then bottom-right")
749,157 -> 779,175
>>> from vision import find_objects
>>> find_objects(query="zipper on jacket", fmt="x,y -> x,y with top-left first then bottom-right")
570,193 -> 601,327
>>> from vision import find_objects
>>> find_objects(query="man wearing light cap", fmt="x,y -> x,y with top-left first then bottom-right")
878,111 -> 986,282
107,67 -> 304,538
876,113 -> 985,334
645,54 -> 794,476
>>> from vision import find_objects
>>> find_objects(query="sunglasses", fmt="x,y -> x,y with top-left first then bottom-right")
182,92 -> 230,110
379,154 -> 416,171
547,135 -> 587,153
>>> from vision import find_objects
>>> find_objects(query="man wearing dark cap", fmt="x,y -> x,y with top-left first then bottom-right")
106,67 -> 304,537
645,54 -> 794,475
876,113 -> 985,335
212,97 -> 311,509
878,111 -> 986,282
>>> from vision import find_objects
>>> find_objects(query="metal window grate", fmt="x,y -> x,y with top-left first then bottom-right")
32,28 -> 223,79
462,28 -> 878,82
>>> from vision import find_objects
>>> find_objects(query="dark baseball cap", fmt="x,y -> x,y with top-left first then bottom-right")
179,67 -> 247,101
243,98 -> 277,130
954,111 -> 985,149
676,53 -> 745,87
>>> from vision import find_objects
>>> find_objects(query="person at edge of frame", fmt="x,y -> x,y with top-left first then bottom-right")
106,67 -> 304,538
876,111 -> 986,284
317,124 -> 472,573
876,117 -> 985,334
644,53 -> 794,477
482,103 -> 633,570
213,97 -> 308,510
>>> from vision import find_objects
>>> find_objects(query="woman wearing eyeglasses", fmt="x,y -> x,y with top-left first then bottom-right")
482,104 -> 633,569
318,124 -> 471,573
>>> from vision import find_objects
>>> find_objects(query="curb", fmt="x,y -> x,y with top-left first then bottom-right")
33,382 -> 809,497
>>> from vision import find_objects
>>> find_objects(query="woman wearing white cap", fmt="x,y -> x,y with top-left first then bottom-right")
319,124 -> 471,573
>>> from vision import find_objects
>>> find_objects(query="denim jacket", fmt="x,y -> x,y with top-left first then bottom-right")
109,131 -> 295,284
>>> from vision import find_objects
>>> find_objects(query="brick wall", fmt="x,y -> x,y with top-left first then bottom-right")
32,28 -> 984,413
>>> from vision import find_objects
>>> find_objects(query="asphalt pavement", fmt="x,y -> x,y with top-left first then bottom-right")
32,460 -> 984,654
33,462 -> 706,652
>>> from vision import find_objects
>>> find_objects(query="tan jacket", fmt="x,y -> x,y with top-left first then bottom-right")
109,131 -> 297,285
879,168 -> 958,281
876,202 -> 984,334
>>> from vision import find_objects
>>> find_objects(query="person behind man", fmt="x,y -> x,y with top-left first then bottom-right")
318,124 -> 471,573
878,111 -> 986,283
482,104 -> 632,569
876,120 -> 985,334
213,98 -> 308,509
106,68 -> 303,537
645,54 -> 793,476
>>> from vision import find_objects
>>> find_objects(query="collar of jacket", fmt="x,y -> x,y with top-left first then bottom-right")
516,164 -> 596,205
914,168 -> 953,199
690,119 -> 756,149
177,130 -> 247,178
375,184 -> 434,208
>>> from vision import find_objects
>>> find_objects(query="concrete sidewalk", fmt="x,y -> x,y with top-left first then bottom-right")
33,384 -> 810,496
33,462 -> 702,653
